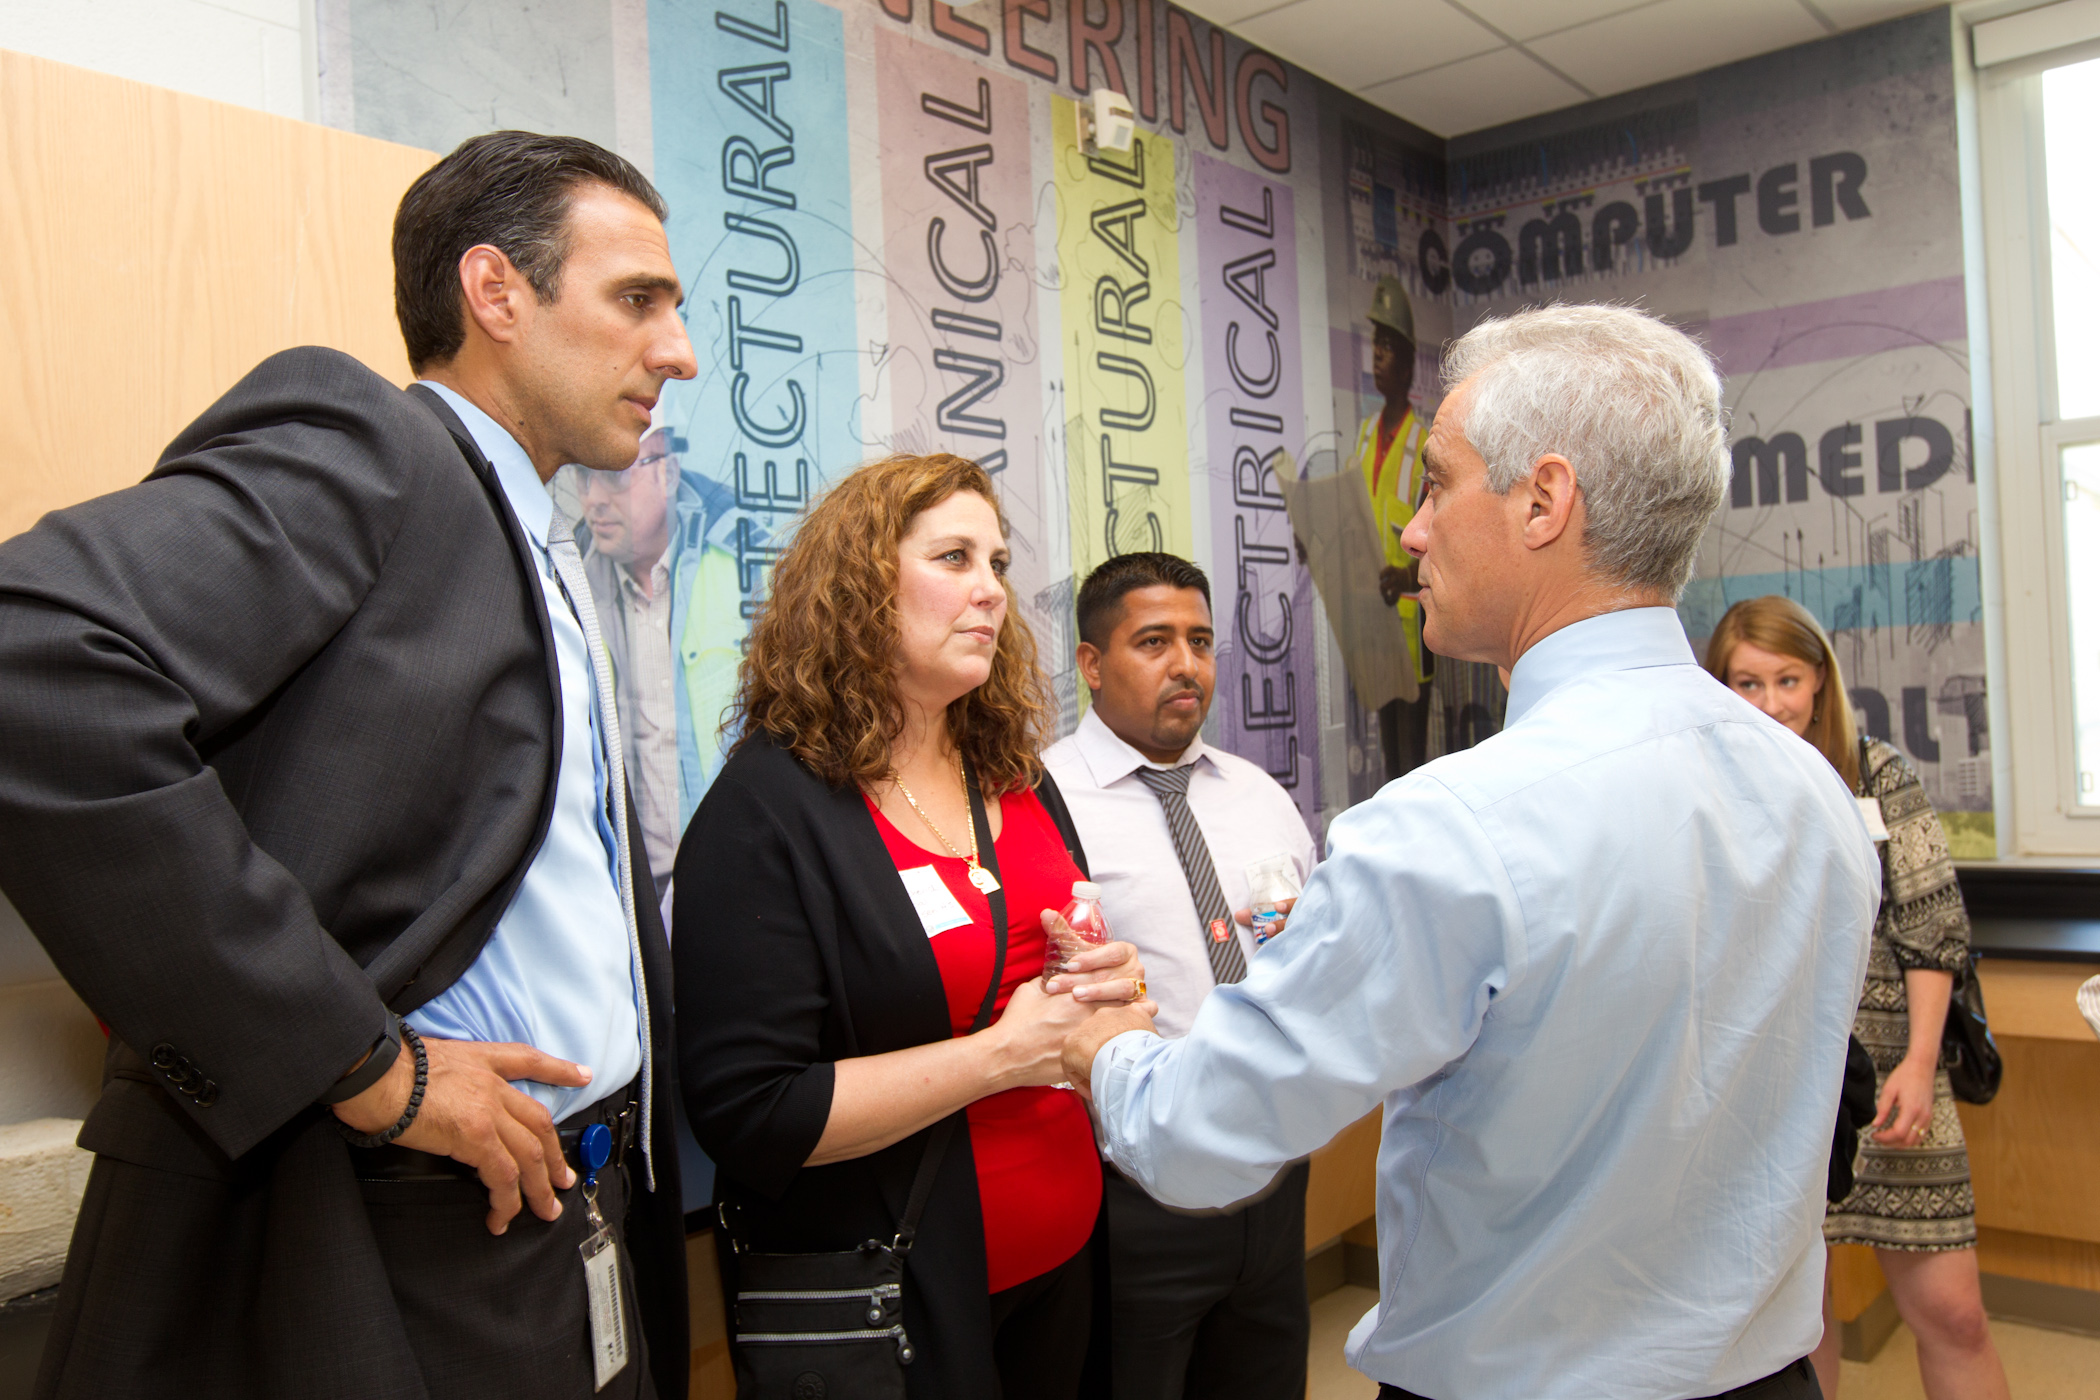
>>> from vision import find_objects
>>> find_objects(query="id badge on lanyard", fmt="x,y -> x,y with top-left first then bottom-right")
576,1122 -> 630,1391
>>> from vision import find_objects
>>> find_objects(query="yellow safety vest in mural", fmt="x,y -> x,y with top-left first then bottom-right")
1355,407 -> 1431,685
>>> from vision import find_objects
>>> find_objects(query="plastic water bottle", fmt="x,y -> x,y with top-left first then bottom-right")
1244,855 -> 1302,948
1045,880 -> 1112,987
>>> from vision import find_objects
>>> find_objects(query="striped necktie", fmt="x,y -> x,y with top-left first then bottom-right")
547,508 -> 654,1189
1135,764 -> 1247,986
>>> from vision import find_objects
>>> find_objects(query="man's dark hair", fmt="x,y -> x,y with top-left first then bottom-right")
393,130 -> 668,373
1075,553 -> 1212,648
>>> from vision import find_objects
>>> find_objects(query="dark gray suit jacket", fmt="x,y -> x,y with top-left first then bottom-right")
0,348 -> 684,1397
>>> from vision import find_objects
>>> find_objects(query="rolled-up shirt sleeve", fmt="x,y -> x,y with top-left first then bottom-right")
1092,773 -> 1526,1210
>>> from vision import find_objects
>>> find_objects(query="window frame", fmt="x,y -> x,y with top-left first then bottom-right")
1969,11 -> 2100,855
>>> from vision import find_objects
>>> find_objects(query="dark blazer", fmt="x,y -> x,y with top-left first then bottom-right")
0,348 -> 684,1399
675,734 -> 1094,1400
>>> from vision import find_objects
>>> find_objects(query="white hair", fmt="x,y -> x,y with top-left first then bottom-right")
1441,303 -> 1727,599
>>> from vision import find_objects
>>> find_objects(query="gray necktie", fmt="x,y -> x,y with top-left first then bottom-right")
1135,765 -> 1247,986
547,507 -> 654,1189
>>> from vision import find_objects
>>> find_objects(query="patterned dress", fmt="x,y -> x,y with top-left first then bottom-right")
1824,738 -> 1978,1251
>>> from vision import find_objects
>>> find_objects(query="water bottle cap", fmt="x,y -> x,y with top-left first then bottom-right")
1071,881 -> 1103,900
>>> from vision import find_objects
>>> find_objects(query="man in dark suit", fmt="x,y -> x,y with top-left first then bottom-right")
0,130 -> 697,1399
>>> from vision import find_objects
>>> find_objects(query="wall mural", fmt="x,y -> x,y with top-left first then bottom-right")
320,1 -> 1985,854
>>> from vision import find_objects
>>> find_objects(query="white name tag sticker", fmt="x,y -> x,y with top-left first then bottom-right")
1857,795 -> 1891,843
899,864 -> 973,938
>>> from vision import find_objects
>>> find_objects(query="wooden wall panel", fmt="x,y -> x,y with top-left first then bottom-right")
1977,1225 -> 2100,1293
687,1229 -> 734,1399
1305,1110 -> 1380,1251
1829,1244 -> 1887,1322
0,48 -> 435,541
1959,1034 -> 2100,1245
1975,960 -> 2100,1042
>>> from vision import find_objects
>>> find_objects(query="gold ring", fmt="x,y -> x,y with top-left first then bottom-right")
1133,979 -> 1147,998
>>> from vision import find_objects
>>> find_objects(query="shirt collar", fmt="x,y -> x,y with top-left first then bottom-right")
1074,706 -> 1212,788
418,380 -> 552,549
620,558 -> 671,600
1504,606 -> 1697,727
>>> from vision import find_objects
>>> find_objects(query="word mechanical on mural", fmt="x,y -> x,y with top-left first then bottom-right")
873,23 -> 1042,565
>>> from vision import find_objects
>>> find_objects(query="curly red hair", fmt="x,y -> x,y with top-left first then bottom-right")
728,454 -> 1052,793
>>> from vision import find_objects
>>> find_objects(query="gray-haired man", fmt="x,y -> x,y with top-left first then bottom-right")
1067,305 -> 1880,1400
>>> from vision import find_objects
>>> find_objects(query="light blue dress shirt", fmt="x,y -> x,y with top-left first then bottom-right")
406,382 -> 642,1123
1092,607 -> 1881,1400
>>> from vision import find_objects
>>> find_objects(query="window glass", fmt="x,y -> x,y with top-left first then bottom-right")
2062,441 -> 2100,801
2043,57 -> 2100,421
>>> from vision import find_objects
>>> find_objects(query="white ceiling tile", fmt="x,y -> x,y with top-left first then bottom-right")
1172,0 -> 1300,26
1527,0 -> 1826,96
1455,0 -> 1662,43
1234,0 -> 1504,91
1808,0 -> 1944,28
1358,44 -> 1590,137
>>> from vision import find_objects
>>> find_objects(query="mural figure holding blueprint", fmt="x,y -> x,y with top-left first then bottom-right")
569,427 -> 744,909
1352,277 -> 1435,780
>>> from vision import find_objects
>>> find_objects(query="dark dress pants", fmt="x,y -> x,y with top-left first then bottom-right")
1376,1355 -> 1823,1400
988,1240 -> 1094,1400
1105,1161 -> 1311,1400
355,1102 -> 655,1400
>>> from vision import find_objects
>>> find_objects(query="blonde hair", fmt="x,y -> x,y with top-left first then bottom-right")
1703,594 -> 1860,791
728,453 -> 1052,793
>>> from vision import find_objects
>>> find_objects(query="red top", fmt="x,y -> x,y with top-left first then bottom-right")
866,786 -> 1102,1293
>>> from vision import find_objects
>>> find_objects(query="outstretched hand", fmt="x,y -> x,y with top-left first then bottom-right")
1059,1002 -> 1159,1104
1233,896 -> 1298,940
333,1036 -> 592,1236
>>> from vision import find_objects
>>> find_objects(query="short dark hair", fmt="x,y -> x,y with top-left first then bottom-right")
393,130 -> 668,373
1075,553 -> 1212,648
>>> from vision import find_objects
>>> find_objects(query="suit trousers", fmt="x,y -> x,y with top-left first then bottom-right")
987,1240 -> 1095,1400
1375,1355 -> 1824,1400
1104,1160 -> 1311,1400
350,1091 -> 655,1400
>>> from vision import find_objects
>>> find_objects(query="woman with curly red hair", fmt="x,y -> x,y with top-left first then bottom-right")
675,453 -> 1150,1400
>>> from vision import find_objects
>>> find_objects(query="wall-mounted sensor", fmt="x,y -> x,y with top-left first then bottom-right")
1082,88 -> 1136,154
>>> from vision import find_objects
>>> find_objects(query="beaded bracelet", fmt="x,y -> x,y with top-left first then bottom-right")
336,1023 -> 428,1149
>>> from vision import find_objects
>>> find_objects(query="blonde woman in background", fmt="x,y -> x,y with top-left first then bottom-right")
1706,595 -> 2008,1400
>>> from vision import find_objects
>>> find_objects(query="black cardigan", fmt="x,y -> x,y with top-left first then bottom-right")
674,733 -> 1093,1400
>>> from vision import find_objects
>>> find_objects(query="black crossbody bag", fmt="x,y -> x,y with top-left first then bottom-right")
719,769 -> 1009,1399
1860,738 -> 2002,1105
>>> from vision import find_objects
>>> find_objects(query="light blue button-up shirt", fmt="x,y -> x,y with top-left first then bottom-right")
1093,607 -> 1880,1400
406,382 -> 641,1123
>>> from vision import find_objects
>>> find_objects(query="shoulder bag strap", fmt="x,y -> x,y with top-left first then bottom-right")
895,763 -> 1008,1253
1032,767 -> 1091,879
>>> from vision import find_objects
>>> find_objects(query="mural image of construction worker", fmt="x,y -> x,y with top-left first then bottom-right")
1354,276 -> 1434,780
570,426 -> 744,907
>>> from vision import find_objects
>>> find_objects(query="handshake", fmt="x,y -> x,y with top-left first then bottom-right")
1040,898 -> 1295,1098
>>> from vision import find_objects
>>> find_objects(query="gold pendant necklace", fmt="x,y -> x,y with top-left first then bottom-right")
892,753 -> 1000,894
